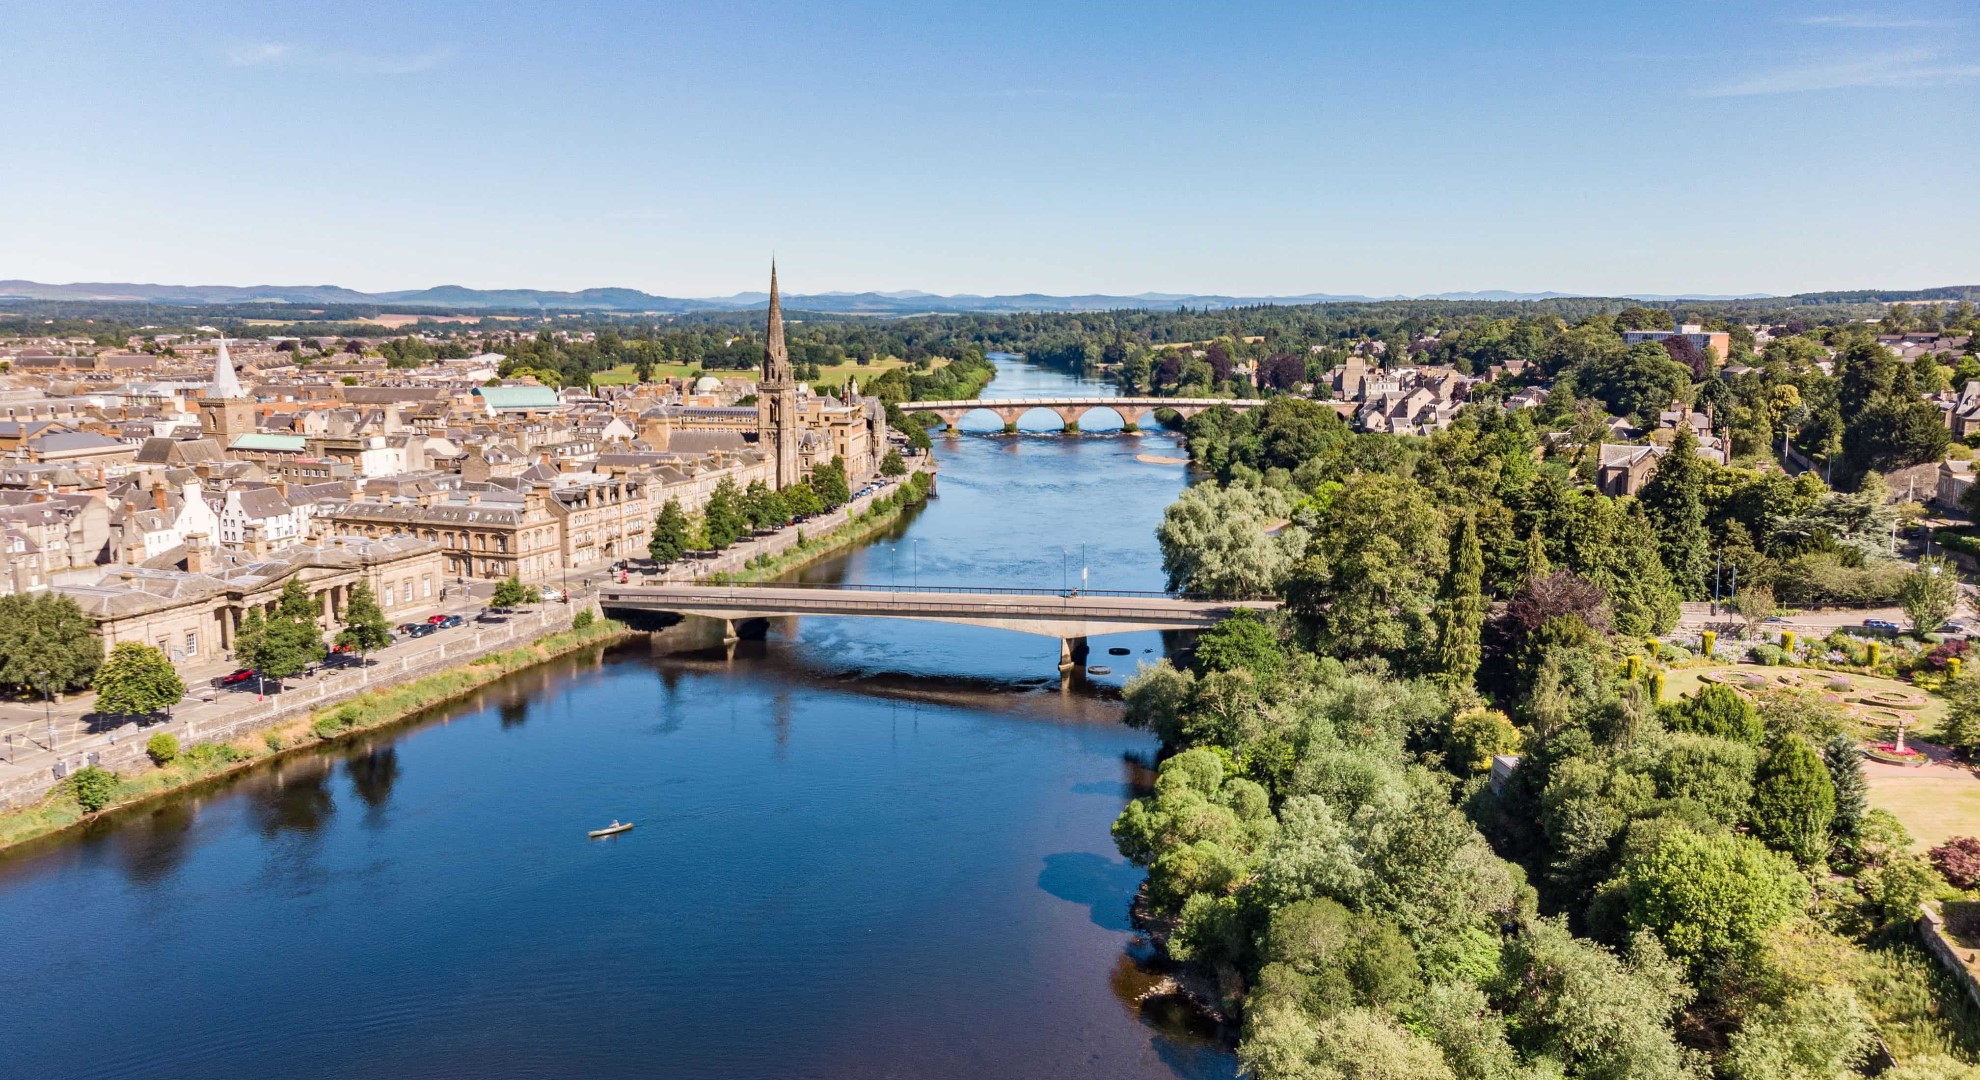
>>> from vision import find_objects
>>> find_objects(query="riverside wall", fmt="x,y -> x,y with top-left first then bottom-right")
0,603 -> 580,813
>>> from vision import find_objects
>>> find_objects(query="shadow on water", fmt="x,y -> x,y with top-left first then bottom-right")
346,746 -> 400,822
1038,851 -> 1144,931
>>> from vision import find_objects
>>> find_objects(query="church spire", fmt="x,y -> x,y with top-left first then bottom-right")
763,261 -> 792,384
209,335 -> 244,400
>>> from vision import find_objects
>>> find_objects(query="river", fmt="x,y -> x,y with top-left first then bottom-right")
0,355 -> 1237,1080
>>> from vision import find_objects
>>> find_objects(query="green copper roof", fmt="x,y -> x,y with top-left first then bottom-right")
228,433 -> 308,452
473,386 -> 561,410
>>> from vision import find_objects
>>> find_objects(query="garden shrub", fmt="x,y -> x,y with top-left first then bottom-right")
1750,644 -> 1788,666
1930,837 -> 1980,890
145,731 -> 179,766
70,766 -> 118,813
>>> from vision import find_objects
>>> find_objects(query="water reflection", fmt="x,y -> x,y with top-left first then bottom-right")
252,758 -> 336,838
105,801 -> 197,887
346,747 -> 400,816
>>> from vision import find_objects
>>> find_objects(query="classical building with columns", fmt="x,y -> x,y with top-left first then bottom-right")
57,535 -> 443,661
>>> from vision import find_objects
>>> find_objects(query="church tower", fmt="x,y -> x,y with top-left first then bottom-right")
757,264 -> 800,489
197,336 -> 255,444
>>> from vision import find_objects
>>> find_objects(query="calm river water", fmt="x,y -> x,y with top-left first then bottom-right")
0,356 -> 1237,1080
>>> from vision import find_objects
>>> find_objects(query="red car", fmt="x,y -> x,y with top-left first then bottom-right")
427,614 -> 449,625
221,668 -> 257,686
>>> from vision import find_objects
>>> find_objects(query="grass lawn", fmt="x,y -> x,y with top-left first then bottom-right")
589,356 -> 944,389
1864,766 -> 1980,850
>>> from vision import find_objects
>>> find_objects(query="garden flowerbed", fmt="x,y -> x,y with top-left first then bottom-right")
1864,741 -> 1931,766
1854,706 -> 1913,728
1700,670 -> 1771,689
1857,689 -> 1930,710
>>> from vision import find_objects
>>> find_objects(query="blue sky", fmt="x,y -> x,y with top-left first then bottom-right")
2,1 -> 1975,298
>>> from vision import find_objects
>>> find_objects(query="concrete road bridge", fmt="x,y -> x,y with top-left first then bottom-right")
597,582 -> 1280,670
899,397 -> 1264,433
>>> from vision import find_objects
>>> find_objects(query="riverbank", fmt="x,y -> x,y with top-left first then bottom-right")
0,615 -> 635,854
708,470 -> 933,585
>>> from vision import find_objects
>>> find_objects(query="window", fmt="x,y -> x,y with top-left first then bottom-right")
186,630 -> 198,656
382,587 -> 392,608
402,580 -> 413,604
422,575 -> 432,598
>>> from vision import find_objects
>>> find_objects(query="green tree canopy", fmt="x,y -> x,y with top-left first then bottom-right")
0,591 -> 103,694
334,580 -> 392,656
649,497 -> 690,562
1752,735 -> 1837,862
703,477 -> 748,550
91,642 -> 185,718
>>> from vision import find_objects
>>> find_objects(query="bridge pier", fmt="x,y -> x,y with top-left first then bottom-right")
1058,636 -> 1089,672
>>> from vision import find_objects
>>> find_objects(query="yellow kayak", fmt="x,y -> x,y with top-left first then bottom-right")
588,822 -> 634,838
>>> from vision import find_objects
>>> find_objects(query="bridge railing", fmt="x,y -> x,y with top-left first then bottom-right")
635,579 -> 1277,603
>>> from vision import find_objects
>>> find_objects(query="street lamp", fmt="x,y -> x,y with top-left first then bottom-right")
37,669 -> 53,753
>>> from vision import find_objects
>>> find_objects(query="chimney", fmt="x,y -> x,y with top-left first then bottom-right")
153,485 -> 169,512
184,533 -> 206,574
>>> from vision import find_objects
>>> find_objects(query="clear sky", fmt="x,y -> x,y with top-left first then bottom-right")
2,0 -> 1976,298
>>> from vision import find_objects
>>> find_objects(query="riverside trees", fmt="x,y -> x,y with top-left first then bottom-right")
233,579 -> 326,691
91,642 -> 185,720
1130,383 -> 1977,1076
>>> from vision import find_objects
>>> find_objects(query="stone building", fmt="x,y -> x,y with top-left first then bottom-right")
758,264 -> 801,489
57,535 -> 444,660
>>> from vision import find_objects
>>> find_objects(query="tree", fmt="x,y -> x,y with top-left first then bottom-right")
234,579 -> 327,690
1638,426 -> 1711,598
1722,986 -> 1875,1080
649,497 -> 690,562
783,480 -> 824,519
1158,482 -> 1304,597
90,642 -> 185,720
1667,684 -> 1763,744
810,455 -> 851,508
1753,736 -> 1837,862
146,731 -> 180,765
0,591 -> 103,694
1824,734 -> 1869,838
1615,821 -> 1809,970
1432,514 -> 1486,689
1193,608 -> 1284,679
703,477 -> 748,550
1446,707 -> 1520,774
1521,526 -> 1550,587
491,575 -> 534,607
1897,555 -> 1961,635
70,765 -> 118,813
1287,473 -> 1447,665
880,448 -> 907,477
333,580 -> 392,660
1579,340 -> 1691,422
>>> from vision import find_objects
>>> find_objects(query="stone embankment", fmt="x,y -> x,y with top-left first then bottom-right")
0,603 -> 583,814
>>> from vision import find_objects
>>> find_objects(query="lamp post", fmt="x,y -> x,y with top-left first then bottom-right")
37,670 -> 53,753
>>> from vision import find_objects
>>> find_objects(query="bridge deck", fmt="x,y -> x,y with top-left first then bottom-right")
598,583 -> 1279,639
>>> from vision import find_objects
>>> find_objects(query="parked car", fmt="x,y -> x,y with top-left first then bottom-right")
541,588 -> 564,602
1863,619 -> 1902,634
397,623 -> 425,635
438,614 -> 465,629
220,668 -> 257,686
427,613 -> 450,625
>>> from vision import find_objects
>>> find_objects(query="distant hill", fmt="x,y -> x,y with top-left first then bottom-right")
0,279 -> 1962,315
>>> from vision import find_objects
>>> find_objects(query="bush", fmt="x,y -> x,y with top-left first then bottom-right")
70,766 -> 118,813
573,609 -> 594,629
1668,684 -> 1765,745
1750,644 -> 1788,666
181,741 -> 244,769
311,705 -> 361,741
145,731 -> 180,766
1930,836 -> 1980,890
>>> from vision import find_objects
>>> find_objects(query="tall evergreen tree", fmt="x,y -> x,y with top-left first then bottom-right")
703,477 -> 747,550
1823,734 -> 1869,839
1521,526 -> 1551,588
649,497 -> 690,562
1433,514 -> 1486,689
1639,426 -> 1710,599
1753,736 -> 1837,863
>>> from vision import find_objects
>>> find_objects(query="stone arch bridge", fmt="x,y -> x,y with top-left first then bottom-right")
899,397 -> 1264,432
